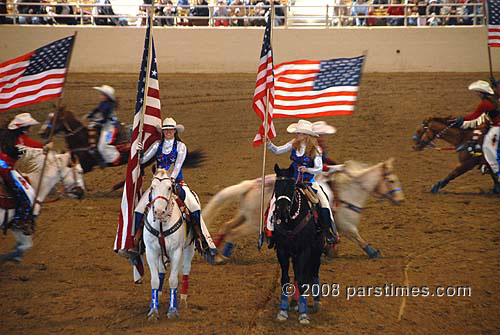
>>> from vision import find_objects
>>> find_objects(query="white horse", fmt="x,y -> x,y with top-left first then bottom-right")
143,169 -> 195,321
0,147 -> 85,262
204,158 -> 404,262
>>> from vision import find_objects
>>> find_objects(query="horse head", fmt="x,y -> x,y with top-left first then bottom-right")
149,169 -> 175,222
372,158 -> 405,205
273,163 -> 297,224
39,107 -> 83,139
412,116 -> 462,151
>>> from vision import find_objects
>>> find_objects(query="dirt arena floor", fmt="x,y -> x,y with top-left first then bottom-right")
1,72 -> 499,335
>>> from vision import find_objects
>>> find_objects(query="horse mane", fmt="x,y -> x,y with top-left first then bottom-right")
427,116 -> 454,124
334,160 -> 381,185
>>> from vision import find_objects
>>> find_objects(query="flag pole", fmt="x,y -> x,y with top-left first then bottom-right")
485,0 -> 495,81
130,6 -> 154,243
32,32 -> 77,215
258,2 -> 275,250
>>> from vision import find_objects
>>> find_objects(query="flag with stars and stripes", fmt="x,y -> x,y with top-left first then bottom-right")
115,14 -> 162,283
487,0 -> 500,47
252,15 -> 276,147
273,56 -> 365,118
0,35 -> 75,112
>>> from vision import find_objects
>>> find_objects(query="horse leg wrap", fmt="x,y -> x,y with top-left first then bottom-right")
150,289 -> 159,310
293,281 -> 300,302
158,273 -> 165,292
181,274 -> 189,295
280,293 -> 289,311
362,244 -> 380,258
222,242 -> 234,257
298,295 -> 307,314
169,288 -> 178,312
213,233 -> 225,248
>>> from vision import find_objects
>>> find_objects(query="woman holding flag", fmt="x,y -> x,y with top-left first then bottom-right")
265,119 -> 339,246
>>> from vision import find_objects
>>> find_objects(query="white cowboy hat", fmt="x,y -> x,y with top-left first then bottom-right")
468,80 -> 494,95
312,121 -> 337,135
286,119 -> 318,137
162,117 -> 185,132
8,112 -> 40,130
93,85 -> 116,101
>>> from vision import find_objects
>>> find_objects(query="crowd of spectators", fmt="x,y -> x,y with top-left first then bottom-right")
0,0 -> 485,27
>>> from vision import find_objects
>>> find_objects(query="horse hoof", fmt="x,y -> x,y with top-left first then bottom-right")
147,308 -> 159,321
276,310 -> 288,321
430,183 -> 441,193
180,294 -> 188,308
289,299 -> 298,312
298,313 -> 310,324
369,249 -> 381,259
214,254 -> 228,265
312,301 -> 321,314
167,308 -> 179,319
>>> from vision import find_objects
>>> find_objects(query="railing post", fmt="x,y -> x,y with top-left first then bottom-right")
284,4 -> 288,28
404,3 -> 407,26
326,4 -> 329,28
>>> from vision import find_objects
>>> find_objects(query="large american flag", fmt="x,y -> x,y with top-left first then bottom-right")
487,0 -> 500,47
252,15 -> 276,147
273,56 -> 365,118
0,35 -> 74,112
114,17 -> 162,282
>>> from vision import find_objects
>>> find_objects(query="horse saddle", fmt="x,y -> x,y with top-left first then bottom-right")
300,185 -> 320,205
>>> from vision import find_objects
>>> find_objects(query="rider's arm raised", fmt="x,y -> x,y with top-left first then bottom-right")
140,141 -> 160,164
267,140 -> 293,155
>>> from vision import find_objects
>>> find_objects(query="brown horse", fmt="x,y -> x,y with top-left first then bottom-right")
38,108 -> 131,173
412,117 -> 494,193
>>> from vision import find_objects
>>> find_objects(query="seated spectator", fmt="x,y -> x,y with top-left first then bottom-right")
273,0 -> 284,26
417,0 -> 427,26
229,0 -> 246,26
427,12 -> 441,25
93,0 -> 117,25
177,0 -> 190,24
387,0 -> 404,26
427,0 -> 441,16
17,0 -> 43,24
158,0 -> 176,26
351,0 -> 369,26
55,0 -> 77,25
407,4 -> 419,26
0,1 -> 13,24
189,0 -> 209,26
249,0 -> 268,27
462,0 -> 479,25
214,0 -> 229,27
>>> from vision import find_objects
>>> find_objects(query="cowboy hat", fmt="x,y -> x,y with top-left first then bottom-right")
162,117 -> 185,132
468,80 -> 494,95
312,121 -> 337,135
286,120 -> 318,137
93,85 -> 116,101
8,113 -> 40,130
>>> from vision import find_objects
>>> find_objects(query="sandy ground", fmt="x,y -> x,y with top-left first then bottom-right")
0,73 -> 499,335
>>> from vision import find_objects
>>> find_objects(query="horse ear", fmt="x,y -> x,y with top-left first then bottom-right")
385,157 -> 394,170
274,163 -> 280,174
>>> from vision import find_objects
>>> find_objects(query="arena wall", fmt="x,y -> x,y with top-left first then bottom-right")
1,25 -> 499,73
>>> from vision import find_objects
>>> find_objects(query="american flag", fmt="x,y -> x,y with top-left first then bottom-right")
252,15 -> 276,147
114,16 -> 162,282
273,56 -> 365,118
0,35 -> 74,112
487,0 -> 500,47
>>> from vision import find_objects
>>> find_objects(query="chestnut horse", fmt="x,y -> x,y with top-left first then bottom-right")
412,117 -> 495,193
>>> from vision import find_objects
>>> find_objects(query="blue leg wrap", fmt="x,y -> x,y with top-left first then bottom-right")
150,289 -> 159,309
298,295 -> 307,314
222,242 -> 234,257
169,288 -> 178,310
280,293 -> 289,311
158,273 -> 165,292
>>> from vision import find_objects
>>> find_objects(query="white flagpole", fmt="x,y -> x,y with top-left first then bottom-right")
258,2 -> 275,250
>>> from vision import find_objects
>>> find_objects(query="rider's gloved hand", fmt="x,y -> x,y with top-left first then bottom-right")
450,116 -> 464,128
43,141 -> 54,154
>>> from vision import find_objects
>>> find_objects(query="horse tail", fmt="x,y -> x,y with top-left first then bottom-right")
203,180 -> 256,229
184,149 -> 206,169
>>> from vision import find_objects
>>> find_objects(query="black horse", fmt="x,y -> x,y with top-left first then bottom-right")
272,164 -> 325,324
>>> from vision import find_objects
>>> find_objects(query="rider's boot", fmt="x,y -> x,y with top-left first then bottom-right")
493,174 -> 500,194
319,208 -> 339,245
191,210 -> 217,264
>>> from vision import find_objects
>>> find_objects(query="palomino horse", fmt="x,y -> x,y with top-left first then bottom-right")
272,164 -> 324,324
413,117 -> 494,193
143,169 -> 195,321
38,108 -> 132,173
203,158 -> 404,262
0,147 -> 85,263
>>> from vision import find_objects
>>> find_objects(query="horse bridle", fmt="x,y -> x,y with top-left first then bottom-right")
414,119 -> 455,150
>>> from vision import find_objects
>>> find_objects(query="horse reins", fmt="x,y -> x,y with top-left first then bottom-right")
415,120 -> 456,150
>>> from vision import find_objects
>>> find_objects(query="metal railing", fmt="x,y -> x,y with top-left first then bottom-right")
0,2 -> 486,28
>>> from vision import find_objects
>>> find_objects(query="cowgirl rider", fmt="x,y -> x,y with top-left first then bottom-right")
132,117 -> 217,261
267,119 -> 339,244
